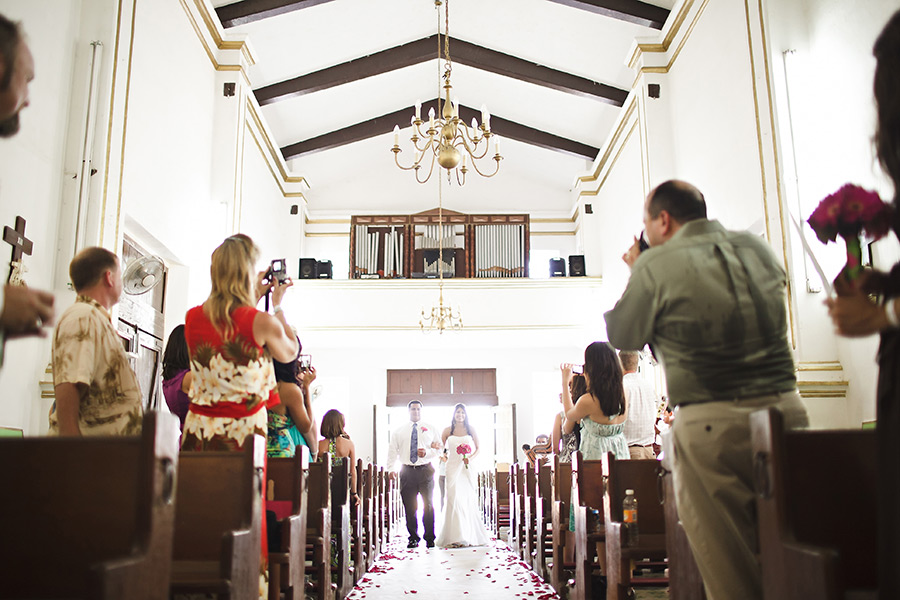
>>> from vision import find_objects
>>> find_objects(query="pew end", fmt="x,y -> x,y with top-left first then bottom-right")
751,407 -> 878,600
0,412 -> 180,600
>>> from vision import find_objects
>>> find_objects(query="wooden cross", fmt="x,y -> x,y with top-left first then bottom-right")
3,216 -> 33,283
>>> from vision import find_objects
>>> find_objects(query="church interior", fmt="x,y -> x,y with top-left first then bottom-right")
0,0 -> 896,597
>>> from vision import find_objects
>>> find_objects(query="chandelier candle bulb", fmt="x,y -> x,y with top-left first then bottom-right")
429,107 -> 435,130
415,100 -> 421,120
393,125 -> 399,147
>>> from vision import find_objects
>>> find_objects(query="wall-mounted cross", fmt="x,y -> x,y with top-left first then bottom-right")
3,216 -> 33,283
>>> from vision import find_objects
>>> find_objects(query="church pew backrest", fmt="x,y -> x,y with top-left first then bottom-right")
751,407 -> 877,597
266,448 -> 309,600
601,454 -> 665,534
0,412 -> 179,600
171,435 -> 265,599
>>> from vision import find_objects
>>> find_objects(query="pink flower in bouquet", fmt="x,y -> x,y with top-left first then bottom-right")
457,443 -> 472,468
808,184 -> 891,243
807,184 -> 892,280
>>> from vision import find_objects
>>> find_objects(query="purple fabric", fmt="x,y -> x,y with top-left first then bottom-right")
162,369 -> 190,431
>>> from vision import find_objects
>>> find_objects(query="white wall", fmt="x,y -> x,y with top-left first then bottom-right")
0,0 -> 81,433
764,0 -> 900,425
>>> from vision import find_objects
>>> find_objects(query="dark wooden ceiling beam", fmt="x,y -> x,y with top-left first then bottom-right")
256,35 -> 626,107
281,99 -> 599,161
545,0 -> 669,29
216,0 -> 338,29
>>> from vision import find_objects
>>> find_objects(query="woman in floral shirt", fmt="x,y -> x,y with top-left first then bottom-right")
182,234 -> 298,450
182,234 -> 299,597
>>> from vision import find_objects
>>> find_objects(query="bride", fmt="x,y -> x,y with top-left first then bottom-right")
436,403 -> 491,548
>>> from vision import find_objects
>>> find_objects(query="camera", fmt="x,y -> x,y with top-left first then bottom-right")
298,354 -> 312,372
265,258 -> 288,285
572,364 -> 584,375
638,231 -> 650,253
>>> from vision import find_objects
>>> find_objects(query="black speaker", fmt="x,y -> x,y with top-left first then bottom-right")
298,258 -> 317,279
568,254 -> 586,277
549,258 -> 566,277
316,260 -> 333,279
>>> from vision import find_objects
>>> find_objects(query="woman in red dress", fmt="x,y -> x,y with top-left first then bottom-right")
182,233 -> 299,595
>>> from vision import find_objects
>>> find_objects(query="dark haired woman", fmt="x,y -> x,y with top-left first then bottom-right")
161,324 -> 192,433
826,11 -> 900,596
435,404 -> 491,548
267,356 -> 317,461
561,342 -> 628,460
317,409 -> 357,496
552,373 -> 586,463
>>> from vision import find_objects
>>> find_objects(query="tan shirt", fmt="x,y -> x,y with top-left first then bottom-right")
49,296 -> 142,435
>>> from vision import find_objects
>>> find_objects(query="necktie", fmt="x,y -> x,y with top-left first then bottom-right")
410,423 -> 418,464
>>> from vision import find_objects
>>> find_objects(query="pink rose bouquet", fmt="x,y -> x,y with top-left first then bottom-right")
807,184 -> 892,282
456,443 -> 472,469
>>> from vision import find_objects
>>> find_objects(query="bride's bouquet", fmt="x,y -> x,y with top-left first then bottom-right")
456,443 -> 472,469
807,184 -> 893,283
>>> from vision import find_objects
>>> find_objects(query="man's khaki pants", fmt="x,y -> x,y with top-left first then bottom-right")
672,391 -> 808,600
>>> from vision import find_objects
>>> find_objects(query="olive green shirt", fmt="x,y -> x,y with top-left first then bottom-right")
49,296 -> 142,435
604,219 -> 796,406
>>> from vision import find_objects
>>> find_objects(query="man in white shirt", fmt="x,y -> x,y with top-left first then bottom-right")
620,350 -> 660,459
387,400 -> 441,548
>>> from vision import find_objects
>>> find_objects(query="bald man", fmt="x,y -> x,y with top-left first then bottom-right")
605,180 -> 808,600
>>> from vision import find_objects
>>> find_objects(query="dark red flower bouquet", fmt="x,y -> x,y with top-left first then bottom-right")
807,184 -> 892,282
456,443 -> 472,469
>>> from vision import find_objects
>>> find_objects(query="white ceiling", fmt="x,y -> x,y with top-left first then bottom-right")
212,0 -> 675,216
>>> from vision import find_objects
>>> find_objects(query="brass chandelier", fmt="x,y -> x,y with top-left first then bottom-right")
419,175 -> 463,333
392,0 -> 502,185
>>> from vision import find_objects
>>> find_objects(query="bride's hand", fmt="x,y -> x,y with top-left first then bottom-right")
431,441 -> 442,449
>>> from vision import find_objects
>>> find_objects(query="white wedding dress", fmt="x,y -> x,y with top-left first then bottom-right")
436,434 -> 491,547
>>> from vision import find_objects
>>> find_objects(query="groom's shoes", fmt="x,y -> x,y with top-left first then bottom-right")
407,539 -> 420,549
425,540 -> 435,548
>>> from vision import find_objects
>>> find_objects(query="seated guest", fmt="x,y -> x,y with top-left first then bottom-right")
268,355 -> 317,461
50,247 -> 141,436
318,408 -> 357,499
161,324 -> 192,433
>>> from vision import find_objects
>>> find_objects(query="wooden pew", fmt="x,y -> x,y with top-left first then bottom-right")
361,463 -> 377,570
330,457 -> 352,600
0,412 -> 178,600
510,463 -> 527,559
571,451 -> 605,600
751,407 -> 878,600
170,435 -> 265,599
495,467 -> 510,537
306,459 -> 333,600
602,454 -> 668,600
658,432 -> 705,600
523,461 -> 538,570
267,448 -> 309,600
351,458 -> 365,585
550,455 -> 574,596
534,458 -> 555,581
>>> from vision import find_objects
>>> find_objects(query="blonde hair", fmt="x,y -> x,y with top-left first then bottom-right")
204,234 -> 259,338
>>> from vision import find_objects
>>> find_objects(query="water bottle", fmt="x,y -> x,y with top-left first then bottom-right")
623,489 -> 639,546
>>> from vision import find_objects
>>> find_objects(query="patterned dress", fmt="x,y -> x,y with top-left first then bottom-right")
182,305 -> 277,450
558,410 -> 579,463
183,304 -> 279,596
266,409 -> 296,457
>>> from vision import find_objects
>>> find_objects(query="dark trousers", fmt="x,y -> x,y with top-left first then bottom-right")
400,464 -> 435,543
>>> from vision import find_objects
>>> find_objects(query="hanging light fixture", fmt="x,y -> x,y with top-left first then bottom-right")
392,0 -> 502,186
419,175 -> 463,333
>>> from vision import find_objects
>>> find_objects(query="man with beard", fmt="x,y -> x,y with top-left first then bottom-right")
0,13 -> 55,363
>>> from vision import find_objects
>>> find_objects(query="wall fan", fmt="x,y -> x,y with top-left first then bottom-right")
123,255 -> 165,295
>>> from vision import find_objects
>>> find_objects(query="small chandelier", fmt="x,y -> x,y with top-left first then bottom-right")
419,166 -> 463,334
392,0 -> 502,186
